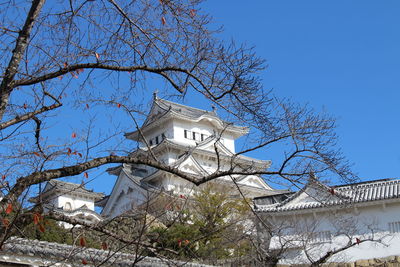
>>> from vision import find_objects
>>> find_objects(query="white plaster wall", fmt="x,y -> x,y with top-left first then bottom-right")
172,120 -> 212,145
57,195 -> 95,211
105,172 -> 149,218
220,133 -> 235,153
270,201 -> 400,264
171,119 -> 236,152
140,121 -> 174,147
162,176 -> 197,195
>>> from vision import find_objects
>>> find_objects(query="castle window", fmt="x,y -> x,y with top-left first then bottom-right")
155,136 -> 159,144
184,129 -> 203,141
309,231 -> 331,243
162,133 -> 166,139
64,202 -> 72,211
389,221 -> 400,233
149,139 -> 153,146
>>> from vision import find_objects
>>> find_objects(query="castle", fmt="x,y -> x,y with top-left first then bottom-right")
40,95 -> 279,219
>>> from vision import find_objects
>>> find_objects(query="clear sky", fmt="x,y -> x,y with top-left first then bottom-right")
197,1 -> 400,181
55,1 -> 399,195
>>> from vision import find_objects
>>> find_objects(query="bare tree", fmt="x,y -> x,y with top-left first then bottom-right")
0,0 -> 355,264
253,200 -> 390,266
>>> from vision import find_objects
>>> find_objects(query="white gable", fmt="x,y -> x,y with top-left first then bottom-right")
237,175 -> 272,191
102,170 -> 149,218
176,155 -> 209,176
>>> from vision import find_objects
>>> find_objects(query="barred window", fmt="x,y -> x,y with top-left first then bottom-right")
184,129 -> 197,140
389,221 -> 400,233
309,231 -> 331,243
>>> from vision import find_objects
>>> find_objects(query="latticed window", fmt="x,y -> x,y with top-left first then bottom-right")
184,129 -> 207,141
388,221 -> 400,233
309,231 -> 331,243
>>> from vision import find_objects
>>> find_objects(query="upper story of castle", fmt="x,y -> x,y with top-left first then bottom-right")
125,95 -> 249,154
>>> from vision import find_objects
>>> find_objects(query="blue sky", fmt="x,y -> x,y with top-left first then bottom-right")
197,1 -> 400,181
51,1 -> 399,195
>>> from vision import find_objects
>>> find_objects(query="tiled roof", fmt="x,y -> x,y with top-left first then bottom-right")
48,180 -> 104,199
2,237 -> 213,267
125,97 -> 248,141
52,206 -> 103,220
255,178 -> 400,213
156,98 -> 218,120
139,138 -> 271,168
30,180 -> 105,203
139,97 -> 219,128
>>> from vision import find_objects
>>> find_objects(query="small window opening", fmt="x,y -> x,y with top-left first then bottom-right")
64,202 -> 72,211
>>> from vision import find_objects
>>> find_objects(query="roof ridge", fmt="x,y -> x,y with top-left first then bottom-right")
157,98 -> 213,114
336,178 -> 400,189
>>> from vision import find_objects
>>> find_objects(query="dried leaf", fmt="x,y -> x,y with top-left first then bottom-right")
86,103 -> 89,109
2,175 -> 6,181
67,148 -> 72,155
2,219 -> 9,228
5,203 -> 12,214
101,242 -> 108,250
84,172 -> 89,178
117,103 -> 121,108
33,213 -> 40,225
190,9 -> 196,18
23,103 -> 27,109
71,132 -> 77,138
329,188 -> 335,195
39,224 -> 45,233
80,237 -> 86,247
33,152 -> 41,157
77,152 -> 82,158
161,16 -> 166,25
63,62 -> 68,68
58,75 -> 63,81
82,259 -> 88,265
95,52 -> 100,60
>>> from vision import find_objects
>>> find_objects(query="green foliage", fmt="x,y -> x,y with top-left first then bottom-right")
20,218 -> 74,245
14,187 -> 252,263
20,217 -> 101,249
150,185 -> 252,262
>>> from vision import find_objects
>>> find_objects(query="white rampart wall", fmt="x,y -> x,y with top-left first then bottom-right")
267,201 -> 400,264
